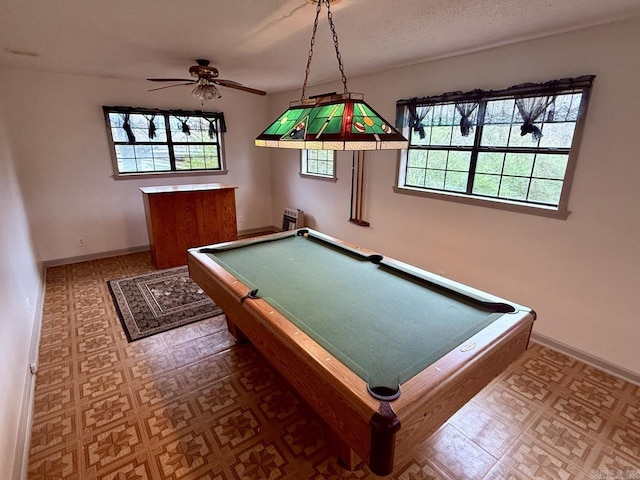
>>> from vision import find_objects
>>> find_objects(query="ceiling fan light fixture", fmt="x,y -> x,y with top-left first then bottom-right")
255,0 -> 407,151
191,79 -> 221,104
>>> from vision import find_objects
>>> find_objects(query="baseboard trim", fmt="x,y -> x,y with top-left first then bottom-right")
531,332 -> 640,386
42,229 -> 289,268
238,226 -> 280,237
43,245 -> 150,268
12,263 -> 46,480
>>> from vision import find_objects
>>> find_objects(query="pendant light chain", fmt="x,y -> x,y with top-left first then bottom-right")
301,0 -> 349,100
301,1 -> 322,101
325,0 -> 349,94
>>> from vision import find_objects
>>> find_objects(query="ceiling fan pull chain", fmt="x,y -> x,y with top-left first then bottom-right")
325,0 -> 348,94
301,0 -> 323,101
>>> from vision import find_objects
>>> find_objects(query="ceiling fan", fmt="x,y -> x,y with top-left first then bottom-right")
147,59 -> 267,102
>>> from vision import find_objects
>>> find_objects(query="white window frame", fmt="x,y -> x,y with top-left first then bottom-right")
300,149 -> 337,181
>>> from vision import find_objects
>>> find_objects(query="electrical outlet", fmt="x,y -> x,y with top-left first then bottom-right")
79,236 -> 86,246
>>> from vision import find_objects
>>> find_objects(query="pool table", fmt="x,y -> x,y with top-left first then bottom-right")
187,229 -> 535,476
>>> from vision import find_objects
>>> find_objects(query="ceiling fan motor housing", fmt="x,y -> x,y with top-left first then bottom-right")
189,60 -> 219,79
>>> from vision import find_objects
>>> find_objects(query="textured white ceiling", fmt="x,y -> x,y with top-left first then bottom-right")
1,0 -> 639,94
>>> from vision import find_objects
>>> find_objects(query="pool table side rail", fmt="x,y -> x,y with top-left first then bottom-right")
200,228 -> 381,259
187,247 -> 380,465
379,255 -> 530,313
392,309 -> 534,467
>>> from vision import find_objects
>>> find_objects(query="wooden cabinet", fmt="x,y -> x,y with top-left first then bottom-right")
141,183 -> 238,269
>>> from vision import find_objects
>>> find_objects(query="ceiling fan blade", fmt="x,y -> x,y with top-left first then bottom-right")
147,78 -> 195,82
214,80 -> 267,96
148,82 -> 195,92
214,78 -> 242,85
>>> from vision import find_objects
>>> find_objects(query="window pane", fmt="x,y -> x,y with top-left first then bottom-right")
430,126 -> 452,146
445,171 -> 468,192
484,99 -> 516,124
481,124 -> 510,147
503,153 -> 534,177
407,150 -> 427,168
508,124 -> 541,147
427,150 -> 447,169
553,93 -> 582,122
111,128 -> 128,143
174,145 -> 190,169
118,158 -> 137,173
424,169 -> 445,189
136,154 -> 155,172
406,167 -> 426,186
410,126 -> 432,146
532,154 -> 568,180
472,174 -> 500,196
447,151 -> 471,171
528,179 -> 563,205
188,145 -> 207,169
148,116 -> 167,141
450,105 -> 476,146
115,145 -> 135,159
499,176 -> 530,200
109,113 -> 124,127
204,151 -> 220,170
170,117 -> 191,142
428,104 -> 456,126
476,152 -> 504,174
538,122 -> 575,148
152,146 -> 170,170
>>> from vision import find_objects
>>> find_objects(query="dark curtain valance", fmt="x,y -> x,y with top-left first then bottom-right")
103,106 -> 227,133
395,75 -> 595,130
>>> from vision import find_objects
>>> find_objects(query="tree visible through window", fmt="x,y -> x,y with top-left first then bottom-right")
395,76 -> 594,218
300,149 -> 336,179
103,106 -> 226,177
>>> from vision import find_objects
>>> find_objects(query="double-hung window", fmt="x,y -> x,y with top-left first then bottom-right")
395,75 -> 594,218
300,149 -> 337,181
103,106 -> 226,177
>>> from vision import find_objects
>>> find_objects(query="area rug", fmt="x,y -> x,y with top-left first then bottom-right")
107,266 -> 223,342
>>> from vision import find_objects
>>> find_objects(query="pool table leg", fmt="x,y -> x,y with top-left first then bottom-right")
331,430 -> 364,471
225,315 -> 249,343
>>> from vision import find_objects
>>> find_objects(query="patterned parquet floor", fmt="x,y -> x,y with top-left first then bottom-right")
28,251 -> 640,479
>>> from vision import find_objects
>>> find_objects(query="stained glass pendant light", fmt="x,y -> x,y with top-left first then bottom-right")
255,0 -> 408,150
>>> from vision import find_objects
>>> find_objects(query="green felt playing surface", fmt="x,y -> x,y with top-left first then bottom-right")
206,234 -> 505,390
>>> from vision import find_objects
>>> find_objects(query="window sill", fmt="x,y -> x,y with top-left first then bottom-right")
299,173 -> 338,182
112,170 -> 228,180
393,185 -> 570,219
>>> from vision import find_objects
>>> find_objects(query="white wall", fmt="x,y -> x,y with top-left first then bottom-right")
269,18 -> 640,376
0,69 -> 274,262
0,108 -> 43,479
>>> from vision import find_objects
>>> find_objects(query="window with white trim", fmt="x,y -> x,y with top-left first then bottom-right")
103,106 -> 226,177
300,149 -> 336,180
395,76 -> 594,218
